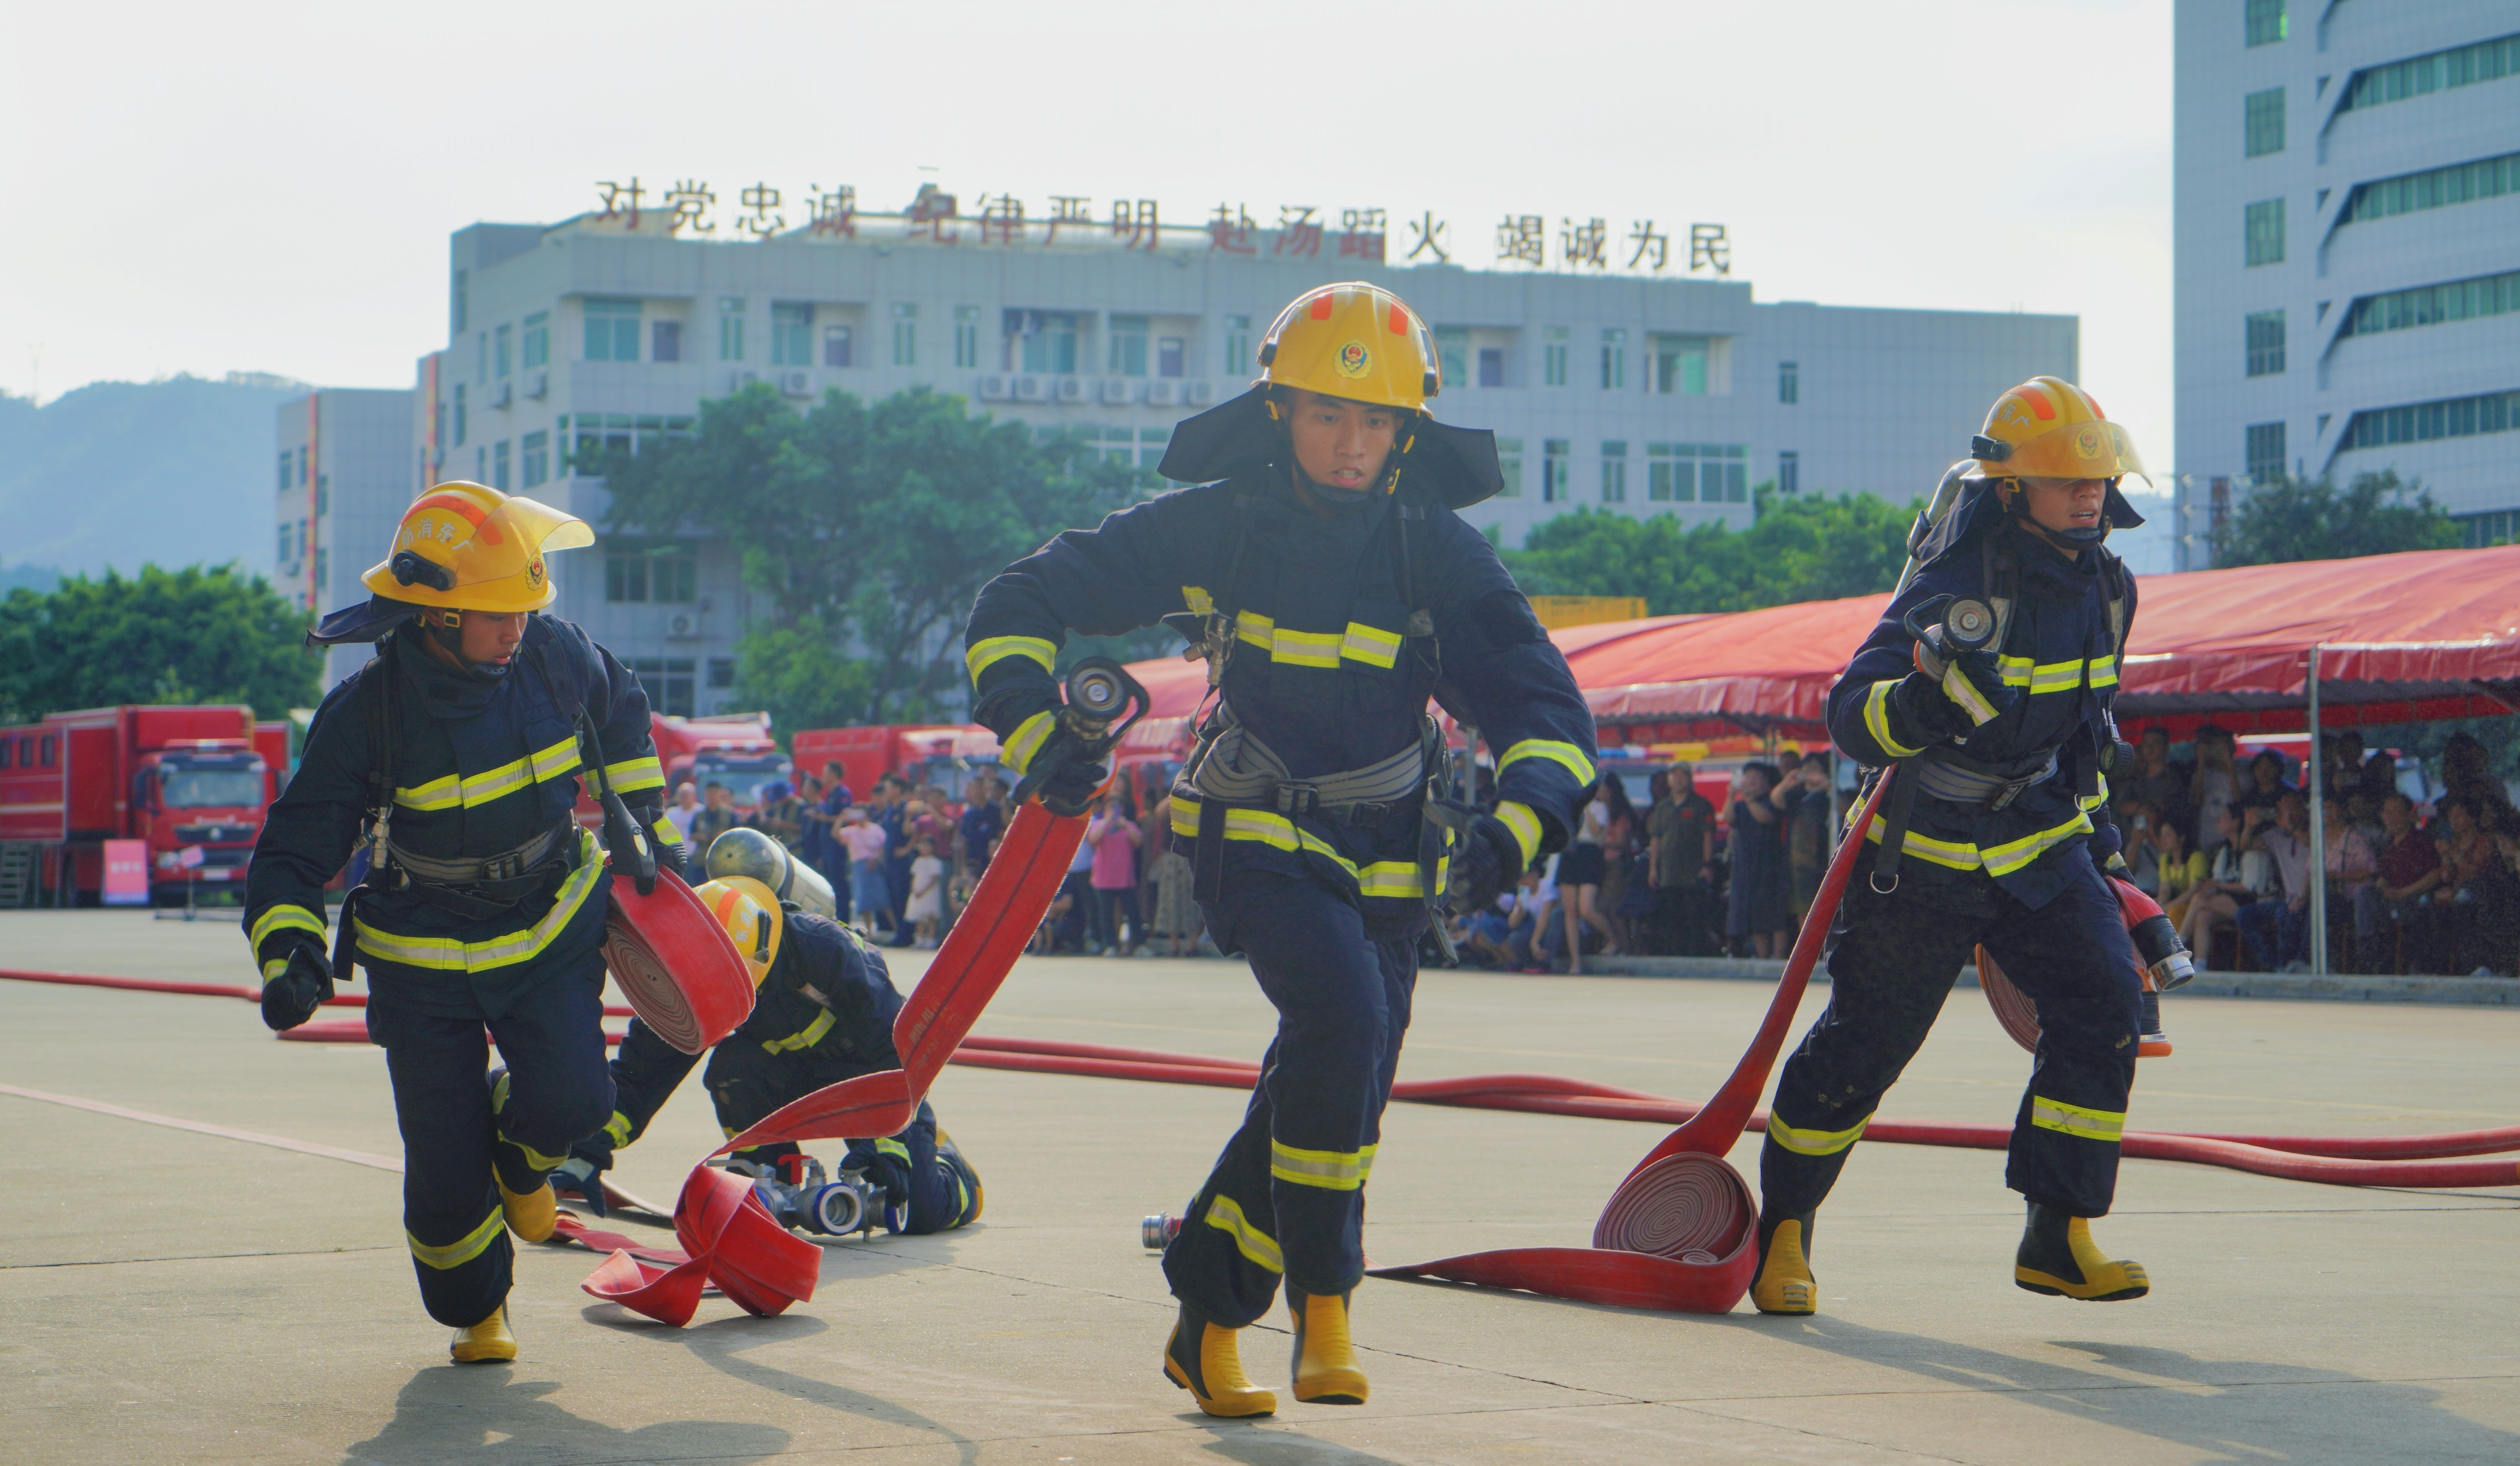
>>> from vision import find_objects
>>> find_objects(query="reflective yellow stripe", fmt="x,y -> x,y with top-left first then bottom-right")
1358,860 -> 1437,899
1863,680 -> 1926,760
248,903 -> 326,951
409,1210 -> 504,1270
601,752 -> 661,793
874,1137 -> 910,1163
1858,816 -> 1983,871
2030,1098 -> 2125,1143
1181,585 -> 1214,614
1339,622 -> 1403,669
353,830 -> 603,972
1169,795 -> 1432,901
965,635 -> 1058,682
2027,660 -> 2085,695
1271,628 -> 1344,669
604,1111 -> 633,1148
1997,655 -> 2035,688
1203,1194 -> 1283,1273
459,753 -> 536,807
505,1135 -> 569,1172
260,958 -> 290,983
1234,610 -> 1276,652
761,1008 -> 836,1054
1766,1113 -> 1871,1156
1002,711 -> 1055,775
651,814 -> 680,848
2081,773 -> 2111,812
1941,663 -> 2001,725
1270,1139 -> 1377,1190
1979,812 -> 2094,876
1497,739 -> 1596,787
394,774 -> 461,811
1495,801 -> 1542,867
2087,654 -> 2119,688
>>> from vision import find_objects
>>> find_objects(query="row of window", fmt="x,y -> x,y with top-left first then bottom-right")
625,657 -> 735,719
2341,269 -> 2520,339
558,293 -> 1788,399
1502,439 -> 1755,505
2341,31 -> 2519,112
2346,150 -> 2520,224
471,314 -> 550,384
606,541 -> 697,603
2244,87 -> 2285,158
2344,388 -> 2520,450
2461,510 -> 2519,549
2245,310 -> 2286,377
275,444 -> 306,492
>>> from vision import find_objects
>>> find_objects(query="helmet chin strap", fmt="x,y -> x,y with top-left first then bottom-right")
2001,478 -> 2111,547
419,609 -> 510,681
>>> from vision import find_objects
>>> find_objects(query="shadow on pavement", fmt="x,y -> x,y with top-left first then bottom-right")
675,1311 -> 984,1466
340,1368 -> 788,1464
1732,1312 -> 2520,1463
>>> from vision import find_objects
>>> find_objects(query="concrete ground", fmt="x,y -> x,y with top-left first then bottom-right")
2,909 -> 2515,1465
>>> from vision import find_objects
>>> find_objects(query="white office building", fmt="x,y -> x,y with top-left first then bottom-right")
272,388 -> 415,689
297,196 -> 2076,706
2175,0 -> 2520,563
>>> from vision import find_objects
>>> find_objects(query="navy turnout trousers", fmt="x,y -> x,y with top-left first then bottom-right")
1163,873 -> 1418,1326
1762,847 -> 2142,1221
365,951 -> 613,1327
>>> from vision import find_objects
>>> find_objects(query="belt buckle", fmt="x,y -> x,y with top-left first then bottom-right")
1989,779 -> 2025,812
1276,784 -> 1319,817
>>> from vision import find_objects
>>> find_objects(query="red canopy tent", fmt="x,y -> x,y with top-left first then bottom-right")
1562,544 -> 2520,739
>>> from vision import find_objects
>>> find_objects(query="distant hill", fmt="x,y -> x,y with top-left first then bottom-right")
0,373 -> 316,582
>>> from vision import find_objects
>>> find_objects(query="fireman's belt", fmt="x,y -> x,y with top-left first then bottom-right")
389,818 -> 576,891
1911,745 -> 2059,812
1181,703 -> 1426,826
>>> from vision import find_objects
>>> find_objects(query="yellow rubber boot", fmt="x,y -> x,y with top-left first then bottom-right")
497,1174 -> 557,1244
2015,1202 -> 2149,1301
1751,1212 -> 1818,1316
1286,1285 -> 1368,1405
1161,1303 -> 1277,1417
450,1304 -> 517,1363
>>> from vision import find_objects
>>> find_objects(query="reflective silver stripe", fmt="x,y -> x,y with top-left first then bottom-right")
1269,1139 -> 1376,1191
1202,1194 -> 1284,1272
354,830 -> 602,972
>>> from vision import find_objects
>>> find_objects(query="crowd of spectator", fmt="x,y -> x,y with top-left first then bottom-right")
673,720 -> 2514,980
2114,726 -> 2517,978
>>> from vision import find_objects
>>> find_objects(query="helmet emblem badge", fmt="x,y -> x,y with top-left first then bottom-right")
1333,340 -> 1370,379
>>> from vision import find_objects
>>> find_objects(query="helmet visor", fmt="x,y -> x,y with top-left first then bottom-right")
1984,419 -> 2145,483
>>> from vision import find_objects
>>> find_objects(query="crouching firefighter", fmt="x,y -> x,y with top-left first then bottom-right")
244,483 -> 679,1363
962,282 -> 1595,1416
1751,378 -> 2155,1316
549,829 -> 983,1237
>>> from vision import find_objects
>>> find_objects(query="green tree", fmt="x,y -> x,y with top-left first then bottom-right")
598,383 -> 1146,732
1499,487 -> 1916,613
2217,470 -> 2461,567
0,563 -> 320,722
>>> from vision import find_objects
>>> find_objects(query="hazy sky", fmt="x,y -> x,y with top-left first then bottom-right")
3,0 -> 2178,462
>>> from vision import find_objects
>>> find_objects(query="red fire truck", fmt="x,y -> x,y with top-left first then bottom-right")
791,724 -> 1001,805
0,705 -> 277,905
649,712 -> 787,810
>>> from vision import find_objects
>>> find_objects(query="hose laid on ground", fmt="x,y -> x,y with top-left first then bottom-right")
0,967 -> 635,1017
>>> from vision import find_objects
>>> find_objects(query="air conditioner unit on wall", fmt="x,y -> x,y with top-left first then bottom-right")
1146,380 -> 1179,407
1100,378 -> 1137,406
489,381 -> 513,409
777,370 -> 813,397
525,370 -> 549,399
1013,375 -> 1045,402
978,374 -> 1010,402
1056,377 -> 1087,405
666,612 -> 702,640
1186,380 -> 1214,405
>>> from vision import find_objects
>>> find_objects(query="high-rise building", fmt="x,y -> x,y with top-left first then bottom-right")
2175,0 -> 2520,565
271,389 -> 414,689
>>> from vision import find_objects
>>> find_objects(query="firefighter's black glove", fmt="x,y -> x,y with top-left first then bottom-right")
1019,727 -> 1109,817
1447,814 -> 1526,918
258,938 -> 334,1033
1889,646 -> 2016,745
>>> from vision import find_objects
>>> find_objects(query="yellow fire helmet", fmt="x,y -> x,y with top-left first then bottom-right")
1970,376 -> 2148,485
1258,281 -> 1441,413
695,875 -> 784,989
361,480 -> 595,614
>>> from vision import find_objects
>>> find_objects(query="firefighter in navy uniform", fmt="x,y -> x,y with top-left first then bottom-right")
1750,378 -> 2155,1316
962,282 -> 1594,1416
245,483 -> 676,1364
549,833 -> 983,1235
